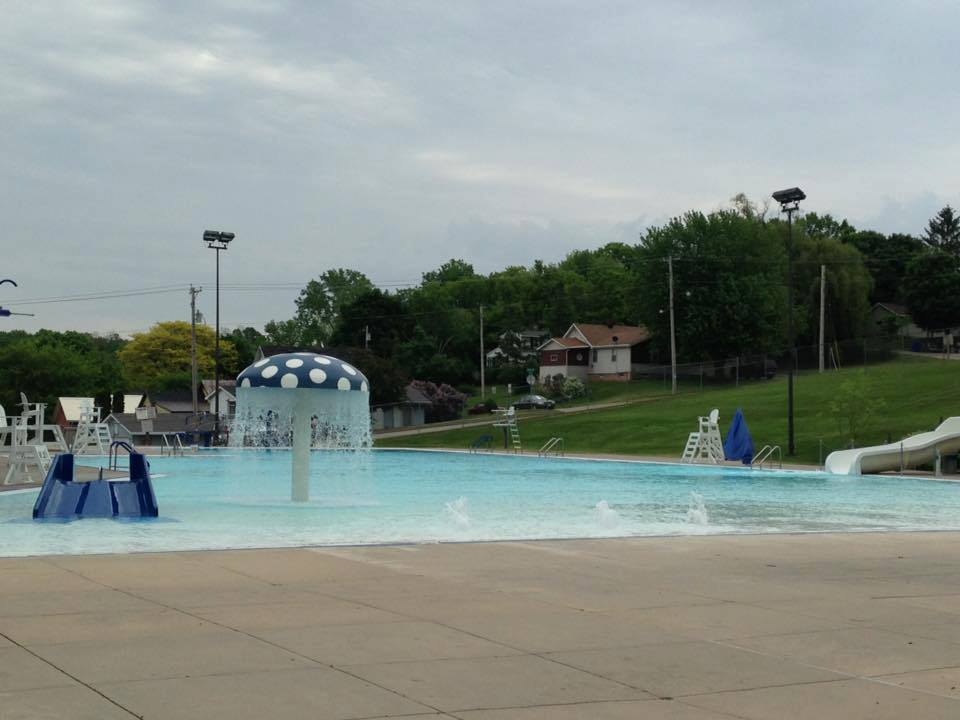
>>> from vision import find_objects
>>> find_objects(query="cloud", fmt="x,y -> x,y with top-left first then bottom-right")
3,1 -> 960,334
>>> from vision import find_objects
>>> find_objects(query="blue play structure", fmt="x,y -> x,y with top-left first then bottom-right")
723,408 -> 755,465
32,450 -> 158,520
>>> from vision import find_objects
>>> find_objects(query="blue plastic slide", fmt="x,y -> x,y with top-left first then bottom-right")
33,453 -> 158,519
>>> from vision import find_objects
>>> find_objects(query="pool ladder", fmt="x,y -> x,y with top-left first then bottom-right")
752,445 -> 782,470
539,437 -> 564,457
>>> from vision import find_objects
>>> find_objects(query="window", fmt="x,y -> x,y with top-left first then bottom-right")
611,349 -> 618,362
550,353 -> 559,362
592,349 -> 598,363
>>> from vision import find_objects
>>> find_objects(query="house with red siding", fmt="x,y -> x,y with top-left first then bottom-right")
537,323 -> 651,383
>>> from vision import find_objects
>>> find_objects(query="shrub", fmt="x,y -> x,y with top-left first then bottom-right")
410,380 -> 468,422
561,376 -> 586,400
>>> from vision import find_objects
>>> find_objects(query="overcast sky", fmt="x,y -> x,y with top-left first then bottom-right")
4,0 -> 958,335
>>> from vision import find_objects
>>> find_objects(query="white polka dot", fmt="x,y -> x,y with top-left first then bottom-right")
280,373 -> 298,388
337,377 -> 351,391
342,363 -> 357,376
261,365 -> 278,379
254,358 -> 269,367
360,381 -> 368,393
309,368 -> 327,384
295,352 -> 312,356
241,378 -> 251,388
314,356 -> 331,365
285,358 -> 304,368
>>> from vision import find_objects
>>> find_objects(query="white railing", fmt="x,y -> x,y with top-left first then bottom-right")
538,437 -> 565,457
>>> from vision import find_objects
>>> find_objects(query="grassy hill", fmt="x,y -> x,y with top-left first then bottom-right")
377,357 -> 959,466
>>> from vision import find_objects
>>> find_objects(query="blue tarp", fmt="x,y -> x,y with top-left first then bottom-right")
723,408 -> 755,464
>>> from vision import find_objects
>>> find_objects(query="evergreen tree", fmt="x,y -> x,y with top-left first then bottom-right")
923,205 -> 960,256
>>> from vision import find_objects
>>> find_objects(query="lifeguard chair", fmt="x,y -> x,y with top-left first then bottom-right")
681,409 -> 724,464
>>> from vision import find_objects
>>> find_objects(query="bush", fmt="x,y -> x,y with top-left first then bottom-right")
561,376 -> 586,400
410,380 -> 468,422
540,373 -> 566,399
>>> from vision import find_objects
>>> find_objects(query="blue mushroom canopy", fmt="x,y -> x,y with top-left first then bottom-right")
237,353 -> 369,393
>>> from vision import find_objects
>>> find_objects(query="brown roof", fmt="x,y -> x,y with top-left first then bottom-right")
555,337 -> 589,348
873,302 -> 909,317
573,323 -> 650,347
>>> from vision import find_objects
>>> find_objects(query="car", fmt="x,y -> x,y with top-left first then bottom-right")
511,394 -> 556,410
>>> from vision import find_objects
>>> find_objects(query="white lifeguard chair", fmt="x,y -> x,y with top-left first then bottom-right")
3,415 -> 52,485
72,404 -> 112,455
681,408 -> 725,464
14,393 -> 69,453
492,406 -> 522,453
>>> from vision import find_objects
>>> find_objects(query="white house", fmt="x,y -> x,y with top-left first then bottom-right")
537,323 -> 651,383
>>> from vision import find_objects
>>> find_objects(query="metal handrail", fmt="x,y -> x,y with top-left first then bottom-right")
109,440 -> 134,471
538,437 -> 564,457
753,444 -> 782,469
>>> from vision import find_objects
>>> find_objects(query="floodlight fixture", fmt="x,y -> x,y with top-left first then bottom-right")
772,187 -> 806,205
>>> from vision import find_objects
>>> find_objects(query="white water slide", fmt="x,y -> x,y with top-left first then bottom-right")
825,417 -> 960,475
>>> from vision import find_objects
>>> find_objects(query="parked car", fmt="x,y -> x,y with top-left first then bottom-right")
512,394 -> 556,410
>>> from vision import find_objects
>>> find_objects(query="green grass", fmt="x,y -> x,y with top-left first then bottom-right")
380,358 -> 959,465
464,378 -> 670,412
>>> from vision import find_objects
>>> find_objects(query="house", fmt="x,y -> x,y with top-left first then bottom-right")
537,323 -> 651,382
485,329 -> 551,367
870,303 -> 925,340
106,412 -> 218,447
145,391 -> 196,414
52,397 -> 94,429
200,379 -> 236,419
371,384 -> 432,431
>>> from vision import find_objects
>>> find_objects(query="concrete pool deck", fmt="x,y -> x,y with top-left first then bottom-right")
3,533 -> 960,719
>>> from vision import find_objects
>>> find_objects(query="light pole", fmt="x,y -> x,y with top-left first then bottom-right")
772,187 -> 805,456
203,230 -> 235,443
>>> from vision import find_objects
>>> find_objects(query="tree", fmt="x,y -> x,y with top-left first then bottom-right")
329,289 -> 413,358
846,231 -> 924,304
422,259 -> 476,284
636,210 -> 788,362
0,330 -> 125,411
265,269 -> 374,347
902,250 -> 960,332
118,321 -> 237,392
793,229 -> 873,346
224,326 -> 268,375
923,205 -> 960,256
828,370 -> 885,446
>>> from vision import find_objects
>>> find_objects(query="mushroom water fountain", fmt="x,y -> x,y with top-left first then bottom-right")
231,353 -> 372,502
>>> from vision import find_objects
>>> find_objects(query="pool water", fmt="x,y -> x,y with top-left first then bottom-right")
2,449 -> 960,557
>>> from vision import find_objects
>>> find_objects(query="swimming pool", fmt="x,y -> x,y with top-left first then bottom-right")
2,449 -> 960,557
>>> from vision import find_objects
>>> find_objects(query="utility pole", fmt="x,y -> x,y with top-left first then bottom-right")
189,285 -> 202,418
667,256 -> 677,395
818,264 -> 826,373
364,325 -> 370,350
479,305 -> 486,400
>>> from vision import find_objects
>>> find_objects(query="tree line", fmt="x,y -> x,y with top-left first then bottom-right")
2,197 -> 957,411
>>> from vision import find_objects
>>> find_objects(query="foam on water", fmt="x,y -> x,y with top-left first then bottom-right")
445,497 -> 471,528
4,450 -> 960,556
594,500 -> 621,528
686,491 -> 709,525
